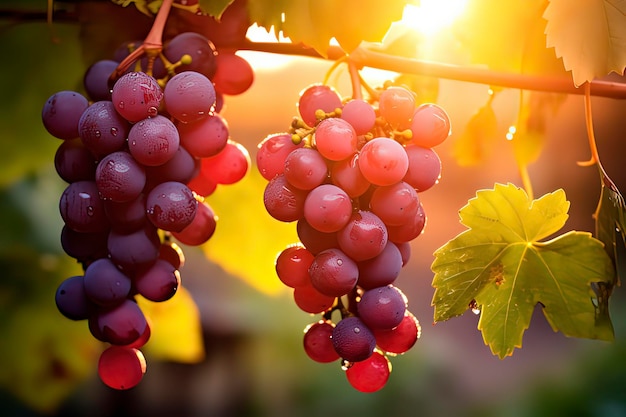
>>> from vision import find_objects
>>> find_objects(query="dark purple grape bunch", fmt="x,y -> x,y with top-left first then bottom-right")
42,32 -> 253,390
258,83 -> 450,392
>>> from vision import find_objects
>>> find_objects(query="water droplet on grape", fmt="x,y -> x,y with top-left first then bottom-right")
94,130 -> 101,138
86,206 -> 94,216
118,101 -> 125,109
110,127 -> 118,136
353,327 -> 361,334
147,106 -> 158,117
79,192 -> 90,199
337,259 -> 343,266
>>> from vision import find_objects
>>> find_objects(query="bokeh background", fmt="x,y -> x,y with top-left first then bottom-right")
2,1 -> 626,416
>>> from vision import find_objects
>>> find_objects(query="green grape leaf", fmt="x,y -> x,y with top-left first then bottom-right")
544,0 -> 626,86
198,0 -> 234,18
247,0 -> 409,56
455,0 -> 566,75
431,183 -> 615,358
200,169 -> 298,295
137,287 -> 205,363
452,98 -> 499,166
594,168 -> 626,286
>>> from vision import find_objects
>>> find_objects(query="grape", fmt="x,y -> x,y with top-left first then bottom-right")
98,346 -> 146,390
60,180 -> 109,233
303,321 -> 340,363
331,316 -> 376,362
378,86 -> 416,128
178,113 -> 229,158
403,144 -> 442,192
111,71 -> 163,123
78,101 -> 129,158
396,241 -> 411,266
55,275 -> 93,320
358,137 -> 409,186
372,311 -> 420,355
386,203 -> 426,243
83,258 -> 132,307
256,133 -> 303,180
340,99 -> 376,135
199,140 -> 250,185
293,284 -> 336,314
95,151 -> 146,203
144,145 -> 197,187
134,259 -> 180,302
337,210 -> 388,262
60,226 -> 109,264
123,323 -> 151,349
357,242 -> 403,290
298,84 -> 342,127
93,299 -> 148,345
103,194 -> 147,233
186,169 -> 217,198
410,103 -> 451,148
303,184 -> 353,233
296,217 -> 339,255
345,351 -> 390,393
164,71 -> 216,123
211,52 -> 254,95
263,173 -> 307,222
146,181 -> 198,232
128,115 -> 180,166
357,285 -> 407,330
284,147 -> 328,190
107,224 -> 161,272
42,91 -> 89,140
308,248 -> 358,297
84,59 -> 118,102
159,241 -> 185,270
369,181 -> 419,227
275,244 -> 314,288
54,138 -> 98,183
314,118 -> 358,162
171,201 -> 217,246
164,32 -> 218,78
330,154 -> 371,198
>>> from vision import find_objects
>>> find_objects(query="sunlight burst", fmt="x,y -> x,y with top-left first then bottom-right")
402,0 -> 469,37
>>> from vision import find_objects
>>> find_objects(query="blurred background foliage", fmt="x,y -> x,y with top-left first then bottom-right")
1,1 -> 626,416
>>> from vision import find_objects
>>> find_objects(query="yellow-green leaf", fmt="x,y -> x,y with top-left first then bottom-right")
137,286 -> 205,363
247,0 -> 408,56
544,0 -> 626,86
200,169 -> 297,295
455,0 -> 566,75
452,99 -> 498,166
431,183 -> 615,358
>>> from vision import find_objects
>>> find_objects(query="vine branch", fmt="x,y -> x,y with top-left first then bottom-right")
237,41 -> 626,100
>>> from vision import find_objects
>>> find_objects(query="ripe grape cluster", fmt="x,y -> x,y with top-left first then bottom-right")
41,31 -> 253,390
258,83 -> 450,392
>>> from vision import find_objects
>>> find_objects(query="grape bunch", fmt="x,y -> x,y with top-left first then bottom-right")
257,83 -> 450,392
41,31 -> 252,390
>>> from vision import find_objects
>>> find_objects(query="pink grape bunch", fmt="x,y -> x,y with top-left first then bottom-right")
41,32 -> 252,391
257,83 -> 450,392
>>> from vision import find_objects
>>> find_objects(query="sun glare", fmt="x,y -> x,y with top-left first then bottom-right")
402,0 -> 468,37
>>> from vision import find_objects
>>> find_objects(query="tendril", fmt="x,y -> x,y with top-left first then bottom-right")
577,82 -> 601,168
